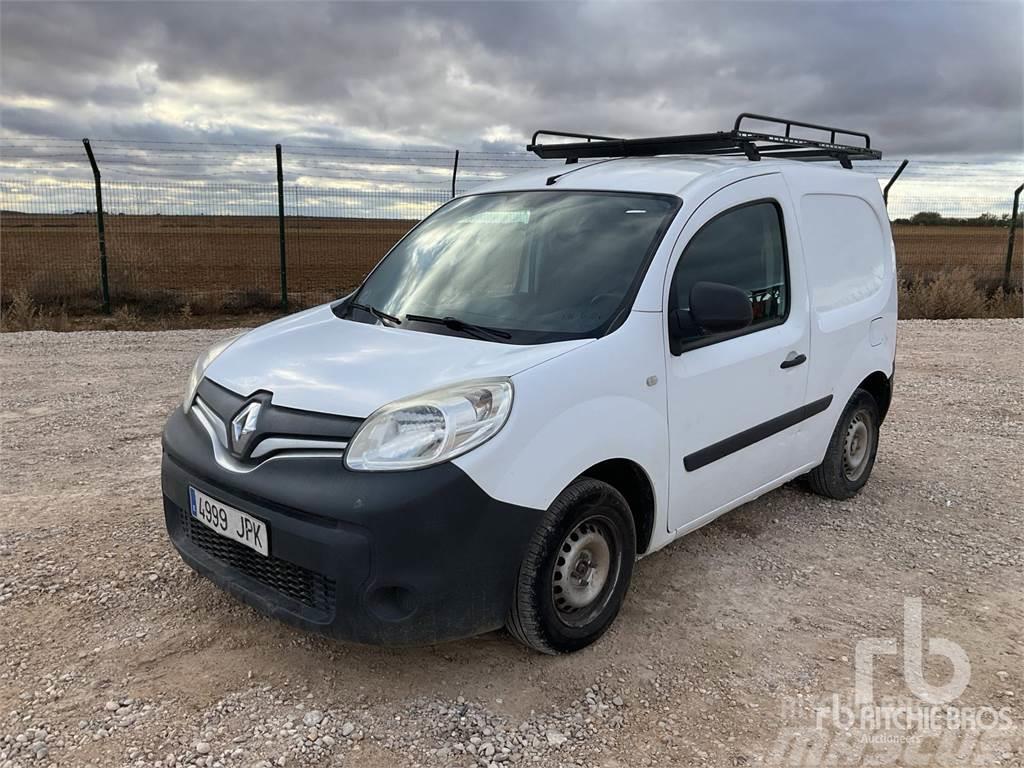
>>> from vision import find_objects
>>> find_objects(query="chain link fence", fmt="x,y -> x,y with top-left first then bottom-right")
887,192 -> 1023,286
2,173 -> 1021,317
1,179 -> 450,313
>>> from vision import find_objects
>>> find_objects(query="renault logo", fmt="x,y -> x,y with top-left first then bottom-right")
231,402 -> 261,456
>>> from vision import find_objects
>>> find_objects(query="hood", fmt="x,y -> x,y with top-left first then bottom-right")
204,304 -> 591,417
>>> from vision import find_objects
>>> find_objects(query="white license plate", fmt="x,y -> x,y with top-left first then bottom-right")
189,487 -> 269,557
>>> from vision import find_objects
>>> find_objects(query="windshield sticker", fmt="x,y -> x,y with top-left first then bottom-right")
467,210 -> 531,224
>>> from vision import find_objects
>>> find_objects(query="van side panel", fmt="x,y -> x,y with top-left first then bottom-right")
802,194 -> 887,312
453,311 -> 670,536
784,171 -> 897,468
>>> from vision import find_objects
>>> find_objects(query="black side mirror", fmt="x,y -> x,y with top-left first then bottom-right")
668,281 -> 753,355
689,281 -> 753,334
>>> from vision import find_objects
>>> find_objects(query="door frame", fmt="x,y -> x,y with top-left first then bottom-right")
659,172 -> 812,534
668,197 -> 792,355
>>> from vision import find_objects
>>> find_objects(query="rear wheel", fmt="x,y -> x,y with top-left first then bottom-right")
506,478 -> 635,654
807,388 -> 880,500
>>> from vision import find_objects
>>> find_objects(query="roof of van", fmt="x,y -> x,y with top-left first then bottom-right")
468,155 -> 868,198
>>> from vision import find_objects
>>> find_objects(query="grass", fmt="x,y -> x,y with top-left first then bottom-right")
0,288 -> 284,332
898,268 -> 1022,320
1,213 -> 1021,330
4,274 -> 1019,332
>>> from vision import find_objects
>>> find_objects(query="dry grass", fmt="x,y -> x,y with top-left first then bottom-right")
5,278 -> 1018,330
1,289 -> 70,332
899,268 -> 1023,320
0,212 -> 414,311
0,288 -> 281,332
2,213 -> 1022,328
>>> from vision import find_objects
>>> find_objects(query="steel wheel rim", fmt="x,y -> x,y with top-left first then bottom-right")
551,515 -> 620,628
842,410 -> 873,481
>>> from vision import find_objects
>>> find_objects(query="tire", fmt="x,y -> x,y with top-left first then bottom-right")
506,478 -> 636,654
807,388 -> 880,500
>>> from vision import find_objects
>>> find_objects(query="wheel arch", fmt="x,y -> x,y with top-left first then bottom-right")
856,370 -> 893,424
577,458 -> 656,555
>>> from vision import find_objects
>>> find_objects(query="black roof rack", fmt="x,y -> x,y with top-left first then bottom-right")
526,113 -> 882,169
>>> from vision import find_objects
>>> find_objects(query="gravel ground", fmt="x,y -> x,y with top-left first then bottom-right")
1,320 -> 1021,768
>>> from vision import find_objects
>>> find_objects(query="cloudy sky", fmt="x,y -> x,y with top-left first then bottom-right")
1,1 -> 1021,207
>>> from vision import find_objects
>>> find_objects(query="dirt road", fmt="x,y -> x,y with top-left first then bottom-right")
1,320 -> 1021,767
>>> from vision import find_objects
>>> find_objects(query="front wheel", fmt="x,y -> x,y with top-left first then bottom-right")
806,388 -> 880,500
506,478 -> 635,654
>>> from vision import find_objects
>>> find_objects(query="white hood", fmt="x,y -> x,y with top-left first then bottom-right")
204,304 -> 590,417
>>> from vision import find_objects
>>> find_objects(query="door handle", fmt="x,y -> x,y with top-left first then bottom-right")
780,352 -> 807,369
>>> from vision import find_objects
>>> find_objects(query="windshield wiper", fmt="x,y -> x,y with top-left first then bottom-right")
405,314 -> 512,340
349,301 -> 402,326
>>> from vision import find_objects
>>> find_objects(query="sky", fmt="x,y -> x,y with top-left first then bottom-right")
1,1 -> 1022,214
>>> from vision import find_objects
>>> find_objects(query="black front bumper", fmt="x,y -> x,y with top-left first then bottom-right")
161,405 -> 544,646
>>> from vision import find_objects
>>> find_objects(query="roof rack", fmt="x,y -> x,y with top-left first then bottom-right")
526,113 -> 882,169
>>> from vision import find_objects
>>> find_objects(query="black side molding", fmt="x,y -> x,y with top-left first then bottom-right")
684,395 -> 834,472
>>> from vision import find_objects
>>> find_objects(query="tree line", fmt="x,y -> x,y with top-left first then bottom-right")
893,211 -> 1023,227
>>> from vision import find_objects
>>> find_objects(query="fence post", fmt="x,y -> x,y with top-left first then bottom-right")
883,159 -> 908,209
82,138 -> 111,314
276,144 -> 288,311
451,149 -> 459,199
1005,182 -> 1024,290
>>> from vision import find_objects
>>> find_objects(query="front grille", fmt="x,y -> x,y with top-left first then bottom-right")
181,510 -> 336,614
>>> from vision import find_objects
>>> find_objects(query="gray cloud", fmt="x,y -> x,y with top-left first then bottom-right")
1,0 -> 1021,157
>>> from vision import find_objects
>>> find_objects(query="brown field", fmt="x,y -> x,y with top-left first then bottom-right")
1,213 -> 417,311
892,224 -> 1020,282
1,213 -> 1020,313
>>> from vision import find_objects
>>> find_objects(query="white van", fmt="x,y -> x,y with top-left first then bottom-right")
162,116 -> 896,653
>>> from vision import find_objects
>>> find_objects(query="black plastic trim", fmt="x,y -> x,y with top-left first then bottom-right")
883,365 -> 895,424
161,404 -> 546,645
780,353 -> 807,369
684,395 -> 834,472
197,379 -> 362,461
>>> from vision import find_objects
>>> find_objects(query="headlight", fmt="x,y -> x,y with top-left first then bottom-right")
345,379 -> 513,471
183,333 -> 243,412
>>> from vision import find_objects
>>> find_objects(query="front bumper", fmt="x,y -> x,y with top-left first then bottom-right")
161,404 -> 544,645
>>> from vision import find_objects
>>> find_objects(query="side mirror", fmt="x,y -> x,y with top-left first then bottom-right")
689,281 -> 753,335
668,281 -> 753,355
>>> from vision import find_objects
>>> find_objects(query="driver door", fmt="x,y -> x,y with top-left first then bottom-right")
665,174 -> 810,532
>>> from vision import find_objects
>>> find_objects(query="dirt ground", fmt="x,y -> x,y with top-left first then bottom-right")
2,212 -> 1020,311
0,320 -> 1021,768
0,214 -> 417,309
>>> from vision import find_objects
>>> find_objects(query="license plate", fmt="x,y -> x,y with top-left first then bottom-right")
188,487 -> 269,557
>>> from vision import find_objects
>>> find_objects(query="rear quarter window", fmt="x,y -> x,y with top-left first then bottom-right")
800,194 -> 886,311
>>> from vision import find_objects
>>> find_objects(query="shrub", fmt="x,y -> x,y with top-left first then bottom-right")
1,288 -> 71,331
899,268 -> 1023,319
2,288 -> 39,330
985,285 -> 1024,318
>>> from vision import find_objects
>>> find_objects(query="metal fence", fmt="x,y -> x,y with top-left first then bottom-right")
1,179 -> 455,313
887,189 -> 1023,287
1,160 -> 1021,315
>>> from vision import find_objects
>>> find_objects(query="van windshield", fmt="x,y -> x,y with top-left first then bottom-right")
347,190 -> 680,344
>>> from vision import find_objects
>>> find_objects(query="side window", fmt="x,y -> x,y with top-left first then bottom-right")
670,201 -> 788,340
